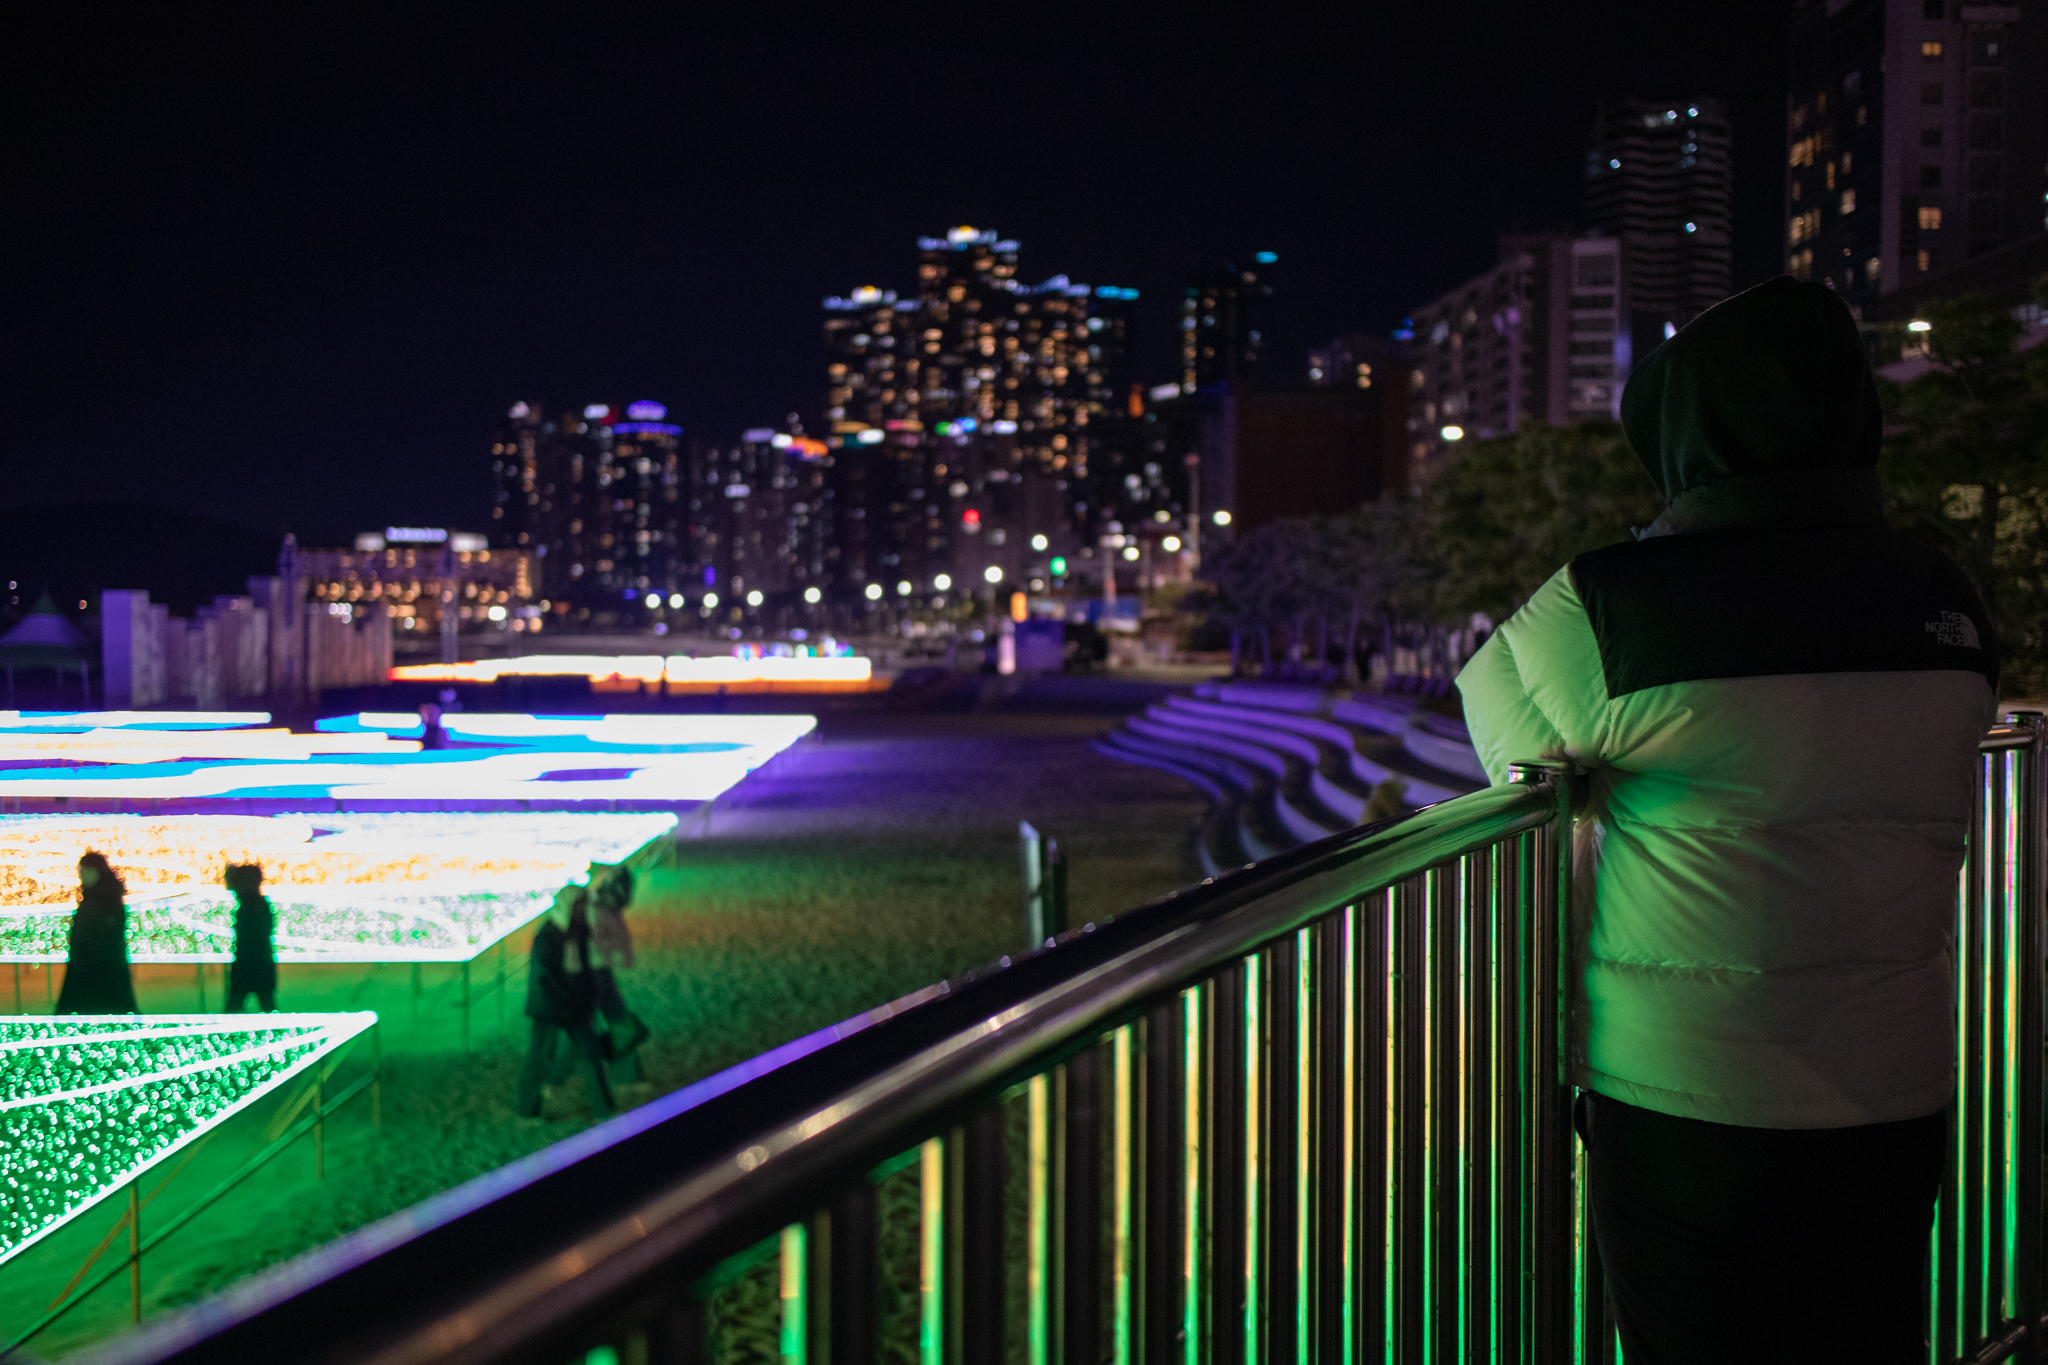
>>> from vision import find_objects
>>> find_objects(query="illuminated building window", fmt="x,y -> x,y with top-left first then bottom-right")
1922,40 -> 1943,59
1920,206 -> 1944,230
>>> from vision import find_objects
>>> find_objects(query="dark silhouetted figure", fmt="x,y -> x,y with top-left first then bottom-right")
224,863 -> 277,1011
516,886 -> 614,1119
417,702 -> 449,750
1459,277 -> 1996,1362
55,852 -> 138,1014
578,863 -> 650,1085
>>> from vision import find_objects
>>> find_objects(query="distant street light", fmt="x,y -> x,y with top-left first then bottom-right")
746,590 -> 764,606
803,586 -> 822,604
1441,425 -> 1466,441
864,583 -> 883,601
934,573 -> 953,591
983,566 -> 1003,584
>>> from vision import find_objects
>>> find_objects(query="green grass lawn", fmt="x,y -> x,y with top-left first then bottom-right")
8,709 -> 1207,1359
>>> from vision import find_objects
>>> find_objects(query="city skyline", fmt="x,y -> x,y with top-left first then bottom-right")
6,4 -> 1800,548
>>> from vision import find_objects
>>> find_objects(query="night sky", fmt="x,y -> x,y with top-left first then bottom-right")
6,3 -> 1794,549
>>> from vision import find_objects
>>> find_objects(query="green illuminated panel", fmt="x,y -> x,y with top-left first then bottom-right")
0,1013 -> 376,1264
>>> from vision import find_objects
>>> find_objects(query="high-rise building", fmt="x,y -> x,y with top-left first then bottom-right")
487,401 -> 688,627
821,227 -> 1142,605
1584,98 -> 1735,358
1404,235 -> 1628,482
1787,0 -> 2047,316
1180,255 -> 1275,392
694,423 -> 833,613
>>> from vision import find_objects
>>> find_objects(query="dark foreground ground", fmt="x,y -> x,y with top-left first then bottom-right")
10,694 -> 1207,1358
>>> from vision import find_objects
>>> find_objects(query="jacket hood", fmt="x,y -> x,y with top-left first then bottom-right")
1621,276 -> 1883,533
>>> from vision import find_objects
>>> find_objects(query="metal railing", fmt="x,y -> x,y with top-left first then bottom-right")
81,723 -> 2044,1365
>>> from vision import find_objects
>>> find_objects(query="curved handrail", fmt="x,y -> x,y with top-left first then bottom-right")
83,779 -> 1559,1365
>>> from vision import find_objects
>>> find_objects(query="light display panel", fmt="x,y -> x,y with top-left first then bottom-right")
0,712 -> 272,732
0,1013 -> 377,1265
0,812 -> 676,962
387,653 -> 876,693
0,714 -> 814,805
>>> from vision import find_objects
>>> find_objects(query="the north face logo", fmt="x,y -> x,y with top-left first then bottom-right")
1926,611 -> 1981,649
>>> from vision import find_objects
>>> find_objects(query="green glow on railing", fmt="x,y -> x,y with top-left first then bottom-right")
1243,951 -> 1262,1359
1453,863 -> 1470,1364
1381,893 -> 1397,1365
1486,846 -> 1505,1365
1028,1072 -> 1050,1365
1339,905 -> 1357,1365
2001,751 -> 2020,1321
1296,925 -> 1313,1361
779,1223 -> 806,1363
1420,874 -> 1437,1363
1112,1024 -> 1134,1365
1182,986 -> 1203,1365
918,1137 -> 942,1365
1979,761 -> 1995,1339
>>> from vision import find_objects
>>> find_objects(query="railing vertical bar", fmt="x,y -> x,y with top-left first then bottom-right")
1340,904 -> 1359,1365
1263,934 -> 1298,1364
919,1137 -> 944,1365
1244,950 -> 1265,1362
1112,1024 -> 1135,1365
1396,877 -> 1425,1364
963,1105 -> 1005,1365
1027,1072 -> 1052,1365
1455,855 -> 1475,1365
2013,723 -> 2045,1343
779,1223 -> 808,1365
1211,962 -> 1246,1365
1311,909 -> 1353,1361
1378,886 -> 1399,1365
1145,1001 -> 1180,1363
1184,986 -> 1205,1365
1065,1046 -> 1103,1365
1978,749 -> 1997,1344
1295,924 -> 1314,1363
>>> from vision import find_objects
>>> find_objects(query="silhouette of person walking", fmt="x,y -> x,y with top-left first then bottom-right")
224,863 -> 277,1011
55,851 -> 138,1014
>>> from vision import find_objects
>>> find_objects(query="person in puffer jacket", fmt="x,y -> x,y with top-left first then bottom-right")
1457,276 -> 1998,1362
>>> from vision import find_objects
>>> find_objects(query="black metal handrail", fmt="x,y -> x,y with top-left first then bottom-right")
70,722 -> 2047,1365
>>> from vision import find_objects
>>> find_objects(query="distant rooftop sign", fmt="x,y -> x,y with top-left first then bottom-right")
741,428 -> 777,443
507,401 -> 531,419
582,404 -> 611,421
356,529 -> 490,553
625,401 -> 667,420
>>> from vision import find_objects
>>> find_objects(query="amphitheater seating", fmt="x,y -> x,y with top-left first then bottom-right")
1093,679 -> 1484,877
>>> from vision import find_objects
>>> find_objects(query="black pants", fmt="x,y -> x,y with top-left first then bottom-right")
516,1018 -> 615,1118
1581,1092 -> 1946,1363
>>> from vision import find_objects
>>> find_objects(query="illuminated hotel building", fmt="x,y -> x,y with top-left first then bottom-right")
822,226 -> 1141,600
299,529 -> 538,636
489,401 -> 688,626
1404,234 -> 1627,481
1787,0 -> 2046,318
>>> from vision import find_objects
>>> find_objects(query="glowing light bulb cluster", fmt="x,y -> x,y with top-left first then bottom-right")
0,713 -> 816,806
386,654 -> 876,694
0,812 -> 677,963
0,1013 -> 377,1265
